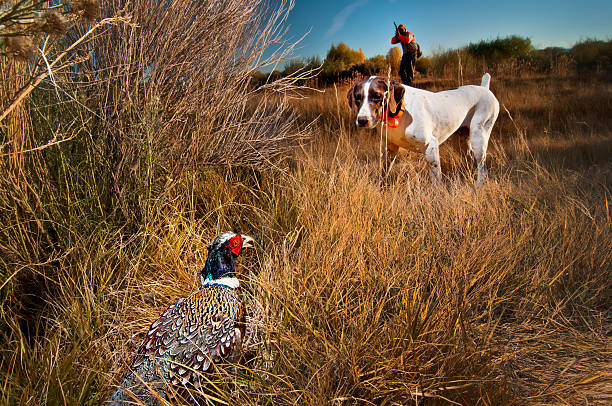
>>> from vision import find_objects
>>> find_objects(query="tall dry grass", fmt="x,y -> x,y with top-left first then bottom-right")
0,0 -> 311,403
258,75 -> 611,403
93,73 -> 610,404
0,3 -> 610,404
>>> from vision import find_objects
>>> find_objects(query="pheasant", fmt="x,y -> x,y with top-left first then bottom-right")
108,232 -> 255,405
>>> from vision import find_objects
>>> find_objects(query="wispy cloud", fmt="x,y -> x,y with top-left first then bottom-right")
325,0 -> 368,39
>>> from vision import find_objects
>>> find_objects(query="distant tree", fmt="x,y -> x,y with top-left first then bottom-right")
539,47 -> 568,59
324,41 -> 364,72
570,38 -> 612,70
250,70 -> 268,84
283,59 -> 307,76
275,56 -> 322,86
303,56 -> 323,73
466,35 -> 533,63
386,46 -> 402,75
358,48 -> 366,63
282,56 -> 321,75
269,70 -> 283,81
353,55 -> 388,76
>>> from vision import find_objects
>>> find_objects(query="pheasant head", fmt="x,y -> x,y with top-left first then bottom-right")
200,232 -> 254,287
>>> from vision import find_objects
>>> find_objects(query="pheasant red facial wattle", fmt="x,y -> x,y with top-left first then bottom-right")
226,234 -> 244,256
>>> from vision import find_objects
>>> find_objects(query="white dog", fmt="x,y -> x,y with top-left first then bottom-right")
347,74 -> 499,184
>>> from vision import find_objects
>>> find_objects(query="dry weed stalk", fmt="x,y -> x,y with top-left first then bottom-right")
59,0 -> 311,202
0,15 -> 128,123
0,0 -> 99,59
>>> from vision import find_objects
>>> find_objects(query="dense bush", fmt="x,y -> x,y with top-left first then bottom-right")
252,35 -> 612,88
570,38 -> 612,70
283,56 -> 322,76
415,56 -> 434,75
351,54 -> 388,77
466,35 -> 533,64
324,41 -> 365,70
419,36 -> 610,82
251,56 -> 322,87
319,42 -> 365,83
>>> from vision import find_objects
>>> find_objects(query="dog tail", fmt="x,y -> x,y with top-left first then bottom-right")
481,73 -> 491,89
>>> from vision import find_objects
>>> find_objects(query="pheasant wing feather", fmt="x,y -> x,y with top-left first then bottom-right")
135,285 -> 245,387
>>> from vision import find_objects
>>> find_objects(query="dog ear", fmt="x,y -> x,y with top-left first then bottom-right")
388,80 -> 405,114
392,80 -> 405,106
347,84 -> 356,112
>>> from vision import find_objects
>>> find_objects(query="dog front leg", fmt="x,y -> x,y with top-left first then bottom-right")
382,143 -> 399,179
425,138 -> 442,183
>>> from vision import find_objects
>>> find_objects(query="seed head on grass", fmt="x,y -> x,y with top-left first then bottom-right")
72,0 -> 98,21
4,35 -> 34,60
38,11 -> 67,36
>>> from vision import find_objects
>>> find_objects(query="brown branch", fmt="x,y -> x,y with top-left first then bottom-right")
0,16 -> 130,123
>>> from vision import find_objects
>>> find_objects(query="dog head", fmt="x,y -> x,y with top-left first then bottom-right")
347,76 -> 405,128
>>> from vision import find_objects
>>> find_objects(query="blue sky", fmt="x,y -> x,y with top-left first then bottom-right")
283,0 -> 612,60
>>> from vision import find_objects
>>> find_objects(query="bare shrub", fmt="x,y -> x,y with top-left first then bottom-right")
59,0 -> 308,208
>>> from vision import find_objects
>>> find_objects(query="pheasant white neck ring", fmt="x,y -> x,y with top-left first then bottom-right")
201,277 -> 240,289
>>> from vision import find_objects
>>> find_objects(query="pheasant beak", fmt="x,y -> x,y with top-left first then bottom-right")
240,235 -> 255,249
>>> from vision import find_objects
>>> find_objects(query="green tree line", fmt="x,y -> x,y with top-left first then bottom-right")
252,35 -> 612,87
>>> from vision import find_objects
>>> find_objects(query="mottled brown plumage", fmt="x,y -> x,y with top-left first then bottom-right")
109,232 -> 254,405
137,284 -> 246,386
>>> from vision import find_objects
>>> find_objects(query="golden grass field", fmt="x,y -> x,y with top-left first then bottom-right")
1,64 -> 611,404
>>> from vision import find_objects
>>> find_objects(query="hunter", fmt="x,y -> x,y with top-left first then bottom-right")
391,24 -> 422,85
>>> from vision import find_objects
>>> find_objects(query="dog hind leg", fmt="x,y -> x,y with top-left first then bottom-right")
425,137 -> 442,183
468,121 -> 491,185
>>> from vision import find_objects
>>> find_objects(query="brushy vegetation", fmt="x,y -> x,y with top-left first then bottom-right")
1,1 -> 611,404
466,35 -> 533,64
260,35 -> 612,87
570,38 -> 612,70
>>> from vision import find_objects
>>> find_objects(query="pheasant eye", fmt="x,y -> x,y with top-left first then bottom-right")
226,235 -> 242,250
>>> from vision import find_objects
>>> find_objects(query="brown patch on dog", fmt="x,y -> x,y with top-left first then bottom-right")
347,80 -> 364,112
